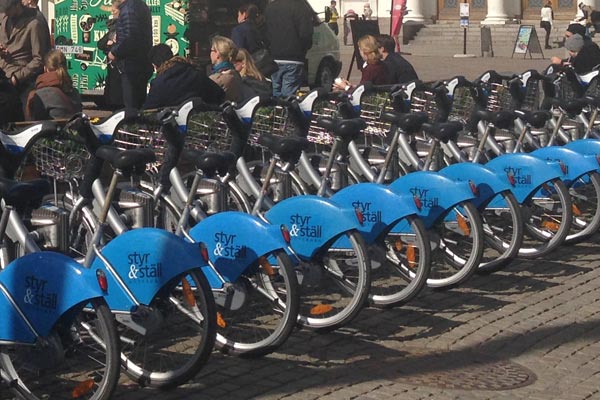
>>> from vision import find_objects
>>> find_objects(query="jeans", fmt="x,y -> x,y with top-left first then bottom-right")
271,63 -> 304,97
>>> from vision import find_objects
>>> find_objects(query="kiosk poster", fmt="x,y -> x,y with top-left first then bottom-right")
514,25 -> 533,54
54,0 -> 190,94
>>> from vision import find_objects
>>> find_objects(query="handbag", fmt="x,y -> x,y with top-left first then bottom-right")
252,47 -> 279,77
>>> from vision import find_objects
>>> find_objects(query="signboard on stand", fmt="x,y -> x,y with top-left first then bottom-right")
511,25 -> 545,59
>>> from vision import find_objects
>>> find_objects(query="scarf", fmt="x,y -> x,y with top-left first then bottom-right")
212,61 -> 235,74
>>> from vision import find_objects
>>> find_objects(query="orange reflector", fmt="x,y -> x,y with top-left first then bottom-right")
407,245 -> 417,267
457,214 -> 471,236
259,256 -> 275,276
217,312 -> 227,328
181,278 -> 196,307
542,220 -> 560,232
394,240 -> 403,252
572,203 -> 582,216
310,304 -> 334,315
72,379 -> 94,398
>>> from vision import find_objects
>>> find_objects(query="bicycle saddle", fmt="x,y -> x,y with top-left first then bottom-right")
95,146 -> 156,175
549,98 -> 586,116
0,177 -> 50,208
182,149 -> 236,177
421,121 -> 463,143
316,116 -> 366,141
258,134 -> 310,164
514,110 -> 552,129
475,110 -> 517,130
381,111 -> 428,134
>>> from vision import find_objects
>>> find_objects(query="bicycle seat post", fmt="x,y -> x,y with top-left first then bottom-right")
317,139 -> 342,197
251,157 -> 279,216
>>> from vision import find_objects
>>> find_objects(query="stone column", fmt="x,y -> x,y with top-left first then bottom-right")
482,0 -> 510,25
404,0 -> 426,23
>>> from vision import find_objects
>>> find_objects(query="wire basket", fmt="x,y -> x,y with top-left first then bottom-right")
585,75 -> 600,99
358,90 -> 395,138
410,88 -> 443,122
25,130 -> 90,182
447,86 -> 477,125
521,77 -> 544,111
248,104 -> 302,147
113,121 -> 164,171
485,81 -> 517,112
306,97 -> 338,146
186,109 -> 233,153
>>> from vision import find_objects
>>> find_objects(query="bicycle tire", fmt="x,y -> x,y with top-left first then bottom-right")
296,230 -> 371,332
519,178 -> 573,258
0,298 -> 120,400
477,190 -> 524,274
564,171 -> 600,244
214,249 -> 300,358
427,201 -> 484,289
368,215 -> 431,308
119,269 -> 217,389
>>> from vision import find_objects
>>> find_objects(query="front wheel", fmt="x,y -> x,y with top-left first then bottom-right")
564,171 -> 600,244
427,201 -> 484,289
296,230 -> 371,332
119,269 -> 217,389
1,298 -> 120,400
368,215 -> 431,307
518,178 -> 573,258
214,249 -> 300,358
477,190 -> 524,274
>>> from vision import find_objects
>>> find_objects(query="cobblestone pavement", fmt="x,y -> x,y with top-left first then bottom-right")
107,235 -> 600,400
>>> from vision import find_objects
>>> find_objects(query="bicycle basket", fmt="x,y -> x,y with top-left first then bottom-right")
410,87 -> 443,122
358,88 -> 396,138
186,109 -> 233,153
24,130 -> 90,182
520,77 -> 544,111
113,120 -> 164,171
248,103 -> 302,147
485,81 -> 517,112
306,97 -> 339,145
447,85 -> 477,126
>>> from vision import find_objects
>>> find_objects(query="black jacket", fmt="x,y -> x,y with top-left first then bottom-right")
143,61 -> 225,109
231,20 -> 264,54
571,39 -> 600,75
265,0 -> 314,62
383,52 -> 419,84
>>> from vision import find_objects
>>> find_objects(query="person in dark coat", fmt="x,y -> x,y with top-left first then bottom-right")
230,3 -> 264,54
107,0 -> 153,108
143,43 -> 225,109
376,34 -> 418,84
97,0 -> 123,110
0,68 -> 23,126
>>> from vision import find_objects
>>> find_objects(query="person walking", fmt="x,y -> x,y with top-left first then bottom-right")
97,0 -> 123,110
327,0 -> 339,36
24,49 -> 82,120
265,0 -> 314,97
107,0 -> 153,109
143,43 -> 224,109
540,1 -> 553,50
0,0 -> 50,107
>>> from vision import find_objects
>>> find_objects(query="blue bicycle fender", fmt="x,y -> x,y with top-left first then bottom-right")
564,139 -> 600,172
91,228 -> 208,312
531,147 -> 598,185
265,195 -> 360,259
0,252 -> 104,344
331,183 -> 419,243
188,211 -> 292,283
484,153 -> 563,203
389,171 -> 476,228
439,163 -> 512,208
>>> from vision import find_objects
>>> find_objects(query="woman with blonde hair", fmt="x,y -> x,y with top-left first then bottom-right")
234,48 -> 272,99
25,49 -> 82,120
332,34 -> 390,92
209,35 -> 243,102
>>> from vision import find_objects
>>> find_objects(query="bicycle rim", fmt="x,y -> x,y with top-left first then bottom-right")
427,201 -> 484,289
214,249 -> 299,358
478,190 -> 524,274
0,299 -> 120,400
519,178 -> 573,258
120,269 -> 217,389
369,215 -> 431,307
564,171 -> 600,244
296,230 -> 371,332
